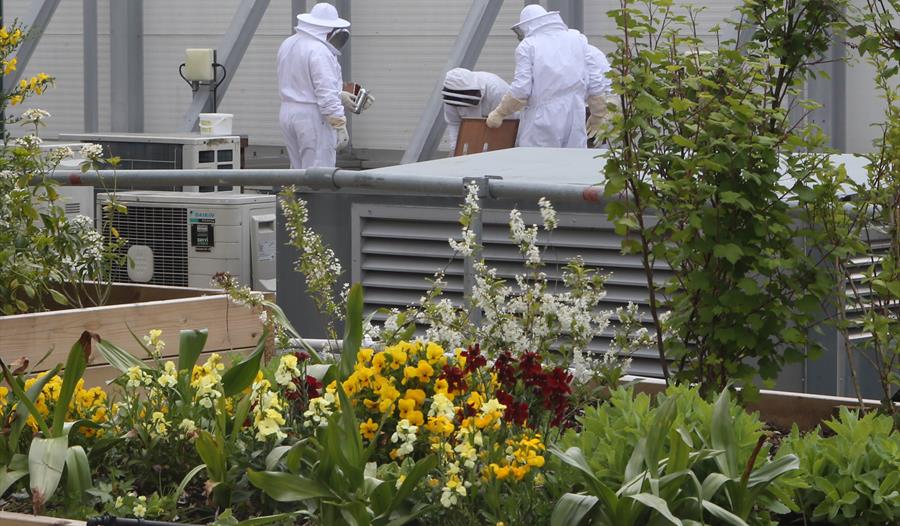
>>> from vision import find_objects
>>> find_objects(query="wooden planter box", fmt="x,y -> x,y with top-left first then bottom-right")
630,376 -> 891,432
0,283 -> 268,386
0,511 -> 84,525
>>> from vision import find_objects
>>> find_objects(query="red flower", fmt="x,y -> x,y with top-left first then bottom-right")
439,366 -> 468,393
493,351 -> 517,388
305,375 -> 322,400
461,344 -> 487,374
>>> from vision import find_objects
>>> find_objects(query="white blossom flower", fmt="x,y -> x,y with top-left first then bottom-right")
80,143 -> 104,160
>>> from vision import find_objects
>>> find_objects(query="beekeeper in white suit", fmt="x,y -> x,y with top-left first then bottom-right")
486,5 -> 607,148
276,3 -> 372,169
441,68 -> 510,155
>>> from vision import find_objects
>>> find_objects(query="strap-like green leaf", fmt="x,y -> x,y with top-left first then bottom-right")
178,329 -> 208,372
52,332 -> 92,437
221,331 -> 267,397
247,469 -> 333,502
551,493 -> 599,526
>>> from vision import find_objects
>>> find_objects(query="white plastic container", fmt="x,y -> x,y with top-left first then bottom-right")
199,113 -> 233,136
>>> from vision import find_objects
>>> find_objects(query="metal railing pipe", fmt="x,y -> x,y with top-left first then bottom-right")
49,167 -> 613,205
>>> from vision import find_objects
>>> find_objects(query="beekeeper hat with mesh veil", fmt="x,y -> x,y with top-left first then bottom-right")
511,4 -> 561,40
442,68 -> 483,107
297,3 -> 350,28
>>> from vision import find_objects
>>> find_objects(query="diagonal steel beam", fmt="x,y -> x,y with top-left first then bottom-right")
401,0 -> 505,164
182,0 -> 271,131
7,0 -> 62,87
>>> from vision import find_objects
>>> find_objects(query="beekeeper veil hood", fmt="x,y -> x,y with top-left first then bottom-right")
511,4 -> 566,40
442,68 -> 483,107
296,3 -> 350,49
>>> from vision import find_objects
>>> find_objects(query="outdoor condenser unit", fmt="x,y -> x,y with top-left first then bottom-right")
98,191 -> 276,291
60,133 -> 241,192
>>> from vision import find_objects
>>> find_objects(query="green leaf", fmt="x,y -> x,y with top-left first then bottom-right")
178,329 -> 208,372
52,332 -> 92,437
265,446 -> 292,471
340,283 -> 364,380
221,332 -> 266,397
48,289 -> 68,306
713,244 -> 744,264
1,362 -> 51,438
247,470 -> 333,502
229,394 -> 252,451
0,455 -> 28,498
746,454 -> 799,487
196,431 -> 226,483
28,435 -> 68,513
711,389 -> 739,478
551,493 -> 598,526
628,493 -> 683,526
64,445 -> 92,505
232,512 -> 303,526
9,365 -> 61,447
388,454 -> 437,515
174,464 -> 206,503
95,339 -> 144,375
701,500 -> 750,526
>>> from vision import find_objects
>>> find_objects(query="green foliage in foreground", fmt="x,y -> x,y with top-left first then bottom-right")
778,408 -> 900,525
551,386 -> 799,526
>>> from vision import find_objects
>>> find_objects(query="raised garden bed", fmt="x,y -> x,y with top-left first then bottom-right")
0,283 -> 268,385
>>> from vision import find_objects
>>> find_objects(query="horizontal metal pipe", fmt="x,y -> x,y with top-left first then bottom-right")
48,167 -> 611,205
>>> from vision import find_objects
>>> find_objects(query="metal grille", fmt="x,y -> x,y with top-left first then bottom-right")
64,202 -> 81,216
843,229 -> 896,343
106,205 -> 189,287
352,205 -> 671,377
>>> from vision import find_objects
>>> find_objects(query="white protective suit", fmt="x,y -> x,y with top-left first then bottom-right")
507,8 -> 602,148
276,15 -> 346,168
442,69 -> 510,155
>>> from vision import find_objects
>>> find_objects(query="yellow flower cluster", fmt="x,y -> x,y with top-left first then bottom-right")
0,26 -> 24,49
9,73 -> 51,106
489,434 -> 546,481
191,353 -> 225,409
0,373 -> 109,436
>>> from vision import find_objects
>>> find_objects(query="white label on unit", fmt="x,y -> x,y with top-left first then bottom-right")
258,239 -> 276,262
127,245 -> 154,282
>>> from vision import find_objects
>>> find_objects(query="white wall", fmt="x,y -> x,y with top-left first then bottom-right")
7,1 -> 884,155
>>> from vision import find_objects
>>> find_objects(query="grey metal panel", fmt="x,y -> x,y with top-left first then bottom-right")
182,0 -> 271,131
83,0 -> 98,132
548,0 -> 584,32
806,32 -> 848,151
110,0 -> 143,132
7,0 -> 62,87
401,0 -> 505,163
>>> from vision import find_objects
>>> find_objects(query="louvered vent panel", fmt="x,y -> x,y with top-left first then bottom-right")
843,229 -> 896,343
64,203 -> 81,216
353,205 -> 671,377
106,206 -> 189,287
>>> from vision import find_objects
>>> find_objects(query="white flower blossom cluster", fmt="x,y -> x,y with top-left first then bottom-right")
281,188 -> 346,337
509,209 -> 541,266
80,143 -> 104,160
448,182 -> 482,256
538,197 -> 558,230
15,134 -> 42,149
390,418 -> 418,458
20,108 -> 50,124
47,145 -> 73,164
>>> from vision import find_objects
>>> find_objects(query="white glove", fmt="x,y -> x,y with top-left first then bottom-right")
486,93 -> 526,129
339,91 -> 375,112
586,95 -> 610,138
328,116 -> 350,152
340,91 -> 356,110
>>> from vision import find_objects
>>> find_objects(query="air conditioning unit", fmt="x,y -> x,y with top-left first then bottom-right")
59,132 -> 242,192
36,142 -> 94,220
98,191 -> 276,291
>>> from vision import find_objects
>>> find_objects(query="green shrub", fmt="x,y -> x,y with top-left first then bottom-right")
778,408 -> 900,525
551,385 -> 797,525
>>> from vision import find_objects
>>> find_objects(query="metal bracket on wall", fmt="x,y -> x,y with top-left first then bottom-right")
401,0 -> 505,164
182,0 -> 271,132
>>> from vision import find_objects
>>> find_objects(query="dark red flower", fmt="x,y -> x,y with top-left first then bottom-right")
439,366 -> 468,393
294,351 -> 311,363
493,351 -> 517,388
462,344 -> 487,374
305,375 -> 322,400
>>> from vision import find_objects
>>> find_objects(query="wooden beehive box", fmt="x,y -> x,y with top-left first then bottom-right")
454,118 -> 519,157
0,283 -> 268,386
